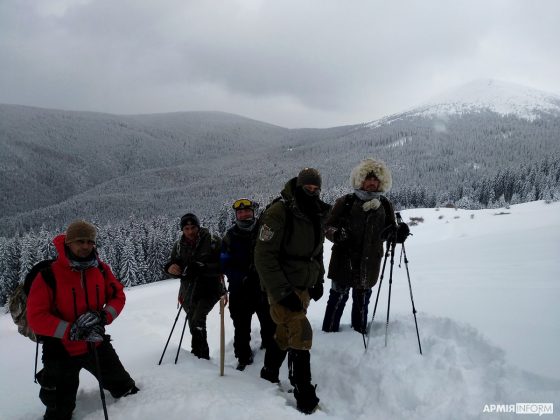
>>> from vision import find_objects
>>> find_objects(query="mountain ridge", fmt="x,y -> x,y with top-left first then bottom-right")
1,80 -> 559,235
366,79 -> 560,128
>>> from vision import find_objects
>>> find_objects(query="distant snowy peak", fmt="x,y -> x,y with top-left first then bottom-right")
416,79 -> 560,120
366,79 -> 560,127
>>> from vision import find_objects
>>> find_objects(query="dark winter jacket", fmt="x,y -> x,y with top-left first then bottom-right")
326,194 -> 395,289
26,234 -> 125,357
327,158 -> 396,289
165,227 -> 224,301
220,224 -> 260,295
254,178 -> 331,304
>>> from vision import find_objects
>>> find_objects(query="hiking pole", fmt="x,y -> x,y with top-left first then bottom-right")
158,306 -> 183,365
384,239 -> 397,348
90,343 -> 109,420
365,241 -> 391,351
361,292 -> 368,349
401,243 -> 422,355
34,341 -> 39,383
174,311 -> 189,364
220,296 -> 225,376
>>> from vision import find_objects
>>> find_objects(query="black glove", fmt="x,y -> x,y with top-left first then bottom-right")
380,224 -> 398,242
77,311 -> 102,328
308,282 -> 324,301
278,291 -> 303,312
99,310 -> 108,325
69,313 -> 105,342
333,227 -> 349,244
396,222 -> 410,243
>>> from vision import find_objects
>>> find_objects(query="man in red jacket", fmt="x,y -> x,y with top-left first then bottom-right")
27,220 -> 138,420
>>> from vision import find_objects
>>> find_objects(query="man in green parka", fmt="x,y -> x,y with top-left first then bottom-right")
255,168 -> 330,415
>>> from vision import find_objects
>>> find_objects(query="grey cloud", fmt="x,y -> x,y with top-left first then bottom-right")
0,0 -> 559,127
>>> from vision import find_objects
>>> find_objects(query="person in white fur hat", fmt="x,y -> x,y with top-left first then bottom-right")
322,158 -> 396,334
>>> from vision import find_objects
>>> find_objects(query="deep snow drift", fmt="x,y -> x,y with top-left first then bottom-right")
1,201 -> 559,419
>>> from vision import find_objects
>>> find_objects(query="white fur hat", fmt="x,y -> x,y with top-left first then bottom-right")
350,158 -> 392,192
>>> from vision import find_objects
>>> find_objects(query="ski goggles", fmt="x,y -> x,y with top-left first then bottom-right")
232,198 -> 255,210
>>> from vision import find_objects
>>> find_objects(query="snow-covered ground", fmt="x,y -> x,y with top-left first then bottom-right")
1,201 -> 559,419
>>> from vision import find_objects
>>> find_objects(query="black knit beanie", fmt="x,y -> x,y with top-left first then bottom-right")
180,213 -> 200,229
296,168 -> 322,188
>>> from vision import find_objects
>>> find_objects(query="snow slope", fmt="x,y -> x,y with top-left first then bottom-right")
1,201 -> 559,420
414,79 -> 560,120
366,79 -> 560,128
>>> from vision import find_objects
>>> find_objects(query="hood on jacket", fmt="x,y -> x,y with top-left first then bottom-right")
280,177 -> 298,202
53,234 -> 74,268
350,158 -> 392,192
53,234 -> 100,268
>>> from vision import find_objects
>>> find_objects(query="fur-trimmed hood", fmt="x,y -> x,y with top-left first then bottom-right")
350,158 -> 392,192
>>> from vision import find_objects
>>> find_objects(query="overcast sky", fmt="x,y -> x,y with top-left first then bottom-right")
1,0 -> 559,128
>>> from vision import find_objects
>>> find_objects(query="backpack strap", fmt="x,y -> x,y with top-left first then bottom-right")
37,266 -> 61,322
39,266 -> 57,302
280,200 -> 294,245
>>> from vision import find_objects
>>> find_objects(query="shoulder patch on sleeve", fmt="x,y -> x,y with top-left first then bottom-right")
259,224 -> 275,242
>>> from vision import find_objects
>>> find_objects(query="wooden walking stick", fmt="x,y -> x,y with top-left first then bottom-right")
219,275 -> 227,376
219,296 -> 225,376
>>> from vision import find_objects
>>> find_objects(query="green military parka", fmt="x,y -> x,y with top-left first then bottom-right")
254,178 -> 331,304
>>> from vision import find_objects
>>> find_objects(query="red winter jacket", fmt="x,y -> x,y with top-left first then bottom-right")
27,234 -> 126,356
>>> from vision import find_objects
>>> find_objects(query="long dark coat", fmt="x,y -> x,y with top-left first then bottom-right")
326,194 -> 395,289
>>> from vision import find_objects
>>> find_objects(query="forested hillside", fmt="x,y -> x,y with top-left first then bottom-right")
1,80 -> 560,303
1,105 -> 559,236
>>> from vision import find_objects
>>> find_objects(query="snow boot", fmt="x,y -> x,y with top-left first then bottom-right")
261,341 -> 287,383
236,353 -> 254,371
322,288 -> 349,332
294,383 -> 320,414
260,366 -> 280,383
191,327 -> 210,360
122,384 -> 140,397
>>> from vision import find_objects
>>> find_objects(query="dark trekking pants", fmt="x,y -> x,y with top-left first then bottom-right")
322,284 -> 350,332
185,295 -> 219,358
229,289 -> 275,361
351,288 -> 372,333
322,281 -> 372,333
322,281 -> 350,332
38,339 -> 135,420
